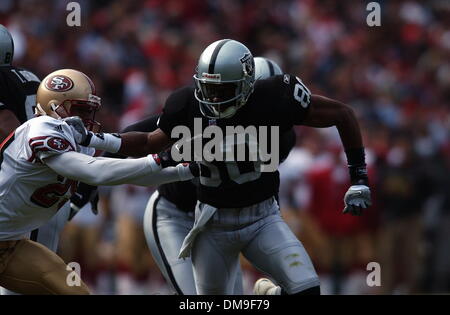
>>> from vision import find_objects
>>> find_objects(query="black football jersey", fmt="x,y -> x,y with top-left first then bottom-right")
0,66 -> 40,123
158,74 -> 310,208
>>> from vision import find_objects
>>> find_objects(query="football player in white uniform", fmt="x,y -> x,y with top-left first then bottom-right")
0,69 -> 196,294
0,25 -> 85,295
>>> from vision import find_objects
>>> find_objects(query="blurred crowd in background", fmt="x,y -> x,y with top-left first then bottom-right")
1,0 -> 448,294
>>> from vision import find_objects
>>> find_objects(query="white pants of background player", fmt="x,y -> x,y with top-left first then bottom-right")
144,191 -> 243,295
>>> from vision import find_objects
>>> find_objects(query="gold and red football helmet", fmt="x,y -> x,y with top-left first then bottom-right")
36,69 -> 101,132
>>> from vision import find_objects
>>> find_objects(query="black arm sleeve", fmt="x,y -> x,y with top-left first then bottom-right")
257,74 -> 312,129
122,115 -> 160,133
0,74 -> 11,112
277,74 -> 312,125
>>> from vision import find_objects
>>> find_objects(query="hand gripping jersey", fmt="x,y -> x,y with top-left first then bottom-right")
0,115 -> 94,240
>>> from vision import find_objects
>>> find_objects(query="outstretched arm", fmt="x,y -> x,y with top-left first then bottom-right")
44,151 -> 193,186
66,115 -> 172,158
69,115 -> 173,216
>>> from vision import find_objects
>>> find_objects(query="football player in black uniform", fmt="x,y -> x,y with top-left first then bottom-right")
71,40 -> 371,295
0,25 -> 40,136
143,57 -> 293,295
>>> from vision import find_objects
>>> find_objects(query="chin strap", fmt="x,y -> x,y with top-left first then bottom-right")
34,103 -> 48,116
35,102 -> 63,119
50,103 -> 63,119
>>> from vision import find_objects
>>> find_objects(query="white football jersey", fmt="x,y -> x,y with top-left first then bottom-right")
0,115 -> 94,240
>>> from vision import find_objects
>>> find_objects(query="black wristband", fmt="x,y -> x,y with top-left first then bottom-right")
345,147 -> 369,186
158,150 -> 178,168
80,132 -> 93,147
345,147 -> 365,166
188,163 -> 200,177
70,182 -> 97,209
348,165 -> 369,186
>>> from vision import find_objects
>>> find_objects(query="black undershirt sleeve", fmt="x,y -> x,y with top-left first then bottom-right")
103,114 -> 160,158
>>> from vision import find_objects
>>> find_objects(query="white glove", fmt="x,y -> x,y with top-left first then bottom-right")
343,185 -> 372,216
63,116 -> 91,145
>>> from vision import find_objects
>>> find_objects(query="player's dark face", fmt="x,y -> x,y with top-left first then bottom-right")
202,83 -> 237,104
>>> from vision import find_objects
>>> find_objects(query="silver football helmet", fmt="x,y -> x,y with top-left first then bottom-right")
0,25 -> 14,66
254,57 -> 283,80
194,39 -> 255,119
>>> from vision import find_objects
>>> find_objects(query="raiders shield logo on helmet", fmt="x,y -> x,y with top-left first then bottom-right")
240,53 -> 254,76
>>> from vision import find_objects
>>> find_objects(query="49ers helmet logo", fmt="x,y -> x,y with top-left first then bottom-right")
45,75 -> 74,92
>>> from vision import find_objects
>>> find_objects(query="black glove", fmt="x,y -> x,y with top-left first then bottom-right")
188,162 -> 200,177
90,191 -> 99,215
68,183 -> 99,221
156,148 -> 199,177
157,149 -> 179,168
